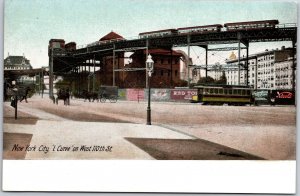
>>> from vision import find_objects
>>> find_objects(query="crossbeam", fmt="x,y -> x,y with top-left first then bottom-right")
114,47 -> 148,52
208,47 -> 247,51
114,68 -> 146,72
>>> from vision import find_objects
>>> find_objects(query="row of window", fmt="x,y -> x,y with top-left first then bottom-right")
257,55 -> 274,61
200,88 -> 251,96
156,58 -> 180,65
152,70 -> 179,77
5,67 -> 30,70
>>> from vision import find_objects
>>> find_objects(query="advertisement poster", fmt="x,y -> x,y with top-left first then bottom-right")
2,0 -> 297,193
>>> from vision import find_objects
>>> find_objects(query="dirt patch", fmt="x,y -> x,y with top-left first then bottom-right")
126,138 -> 264,160
3,105 -> 39,124
3,132 -> 33,160
33,106 -> 129,123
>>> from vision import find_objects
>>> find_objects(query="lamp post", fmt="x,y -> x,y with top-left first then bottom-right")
146,54 -> 154,125
11,80 -> 18,119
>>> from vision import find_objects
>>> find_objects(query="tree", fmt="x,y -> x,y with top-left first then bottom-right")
197,76 -> 215,85
215,71 -> 227,84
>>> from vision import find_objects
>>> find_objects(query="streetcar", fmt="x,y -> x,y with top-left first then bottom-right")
192,85 -> 253,105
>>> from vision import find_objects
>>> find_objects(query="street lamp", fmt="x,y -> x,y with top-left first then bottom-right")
146,54 -> 154,125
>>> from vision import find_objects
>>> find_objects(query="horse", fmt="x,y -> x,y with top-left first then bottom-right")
56,88 -> 70,105
82,90 -> 98,102
19,87 -> 31,103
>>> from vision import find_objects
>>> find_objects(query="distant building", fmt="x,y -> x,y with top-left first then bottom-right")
226,46 -> 295,90
4,54 -> 33,82
4,54 -> 32,70
207,63 -> 224,81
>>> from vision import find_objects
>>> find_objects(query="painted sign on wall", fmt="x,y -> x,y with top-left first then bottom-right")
170,89 -> 197,101
126,89 -> 144,101
148,89 -> 170,101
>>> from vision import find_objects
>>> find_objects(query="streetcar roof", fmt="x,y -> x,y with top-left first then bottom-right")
194,85 -> 252,90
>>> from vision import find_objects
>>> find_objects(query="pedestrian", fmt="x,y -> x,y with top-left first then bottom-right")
20,87 -> 30,103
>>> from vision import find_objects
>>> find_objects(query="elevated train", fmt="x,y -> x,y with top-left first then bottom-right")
83,20 -> 282,46
56,20 -> 288,51
138,19 -> 280,38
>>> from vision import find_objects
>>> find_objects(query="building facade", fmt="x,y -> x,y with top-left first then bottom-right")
4,54 -> 33,82
125,49 -> 184,88
225,47 -> 295,90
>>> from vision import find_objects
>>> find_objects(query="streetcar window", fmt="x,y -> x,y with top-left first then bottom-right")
204,88 -> 208,94
229,89 -> 232,94
209,89 -> 214,94
241,90 -> 245,95
224,89 -> 228,94
198,89 -> 203,94
214,89 -> 218,94
233,89 -> 237,95
218,89 -> 223,94
238,89 -> 241,94
246,90 -> 250,95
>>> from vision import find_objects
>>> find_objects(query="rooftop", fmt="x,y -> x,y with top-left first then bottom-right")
99,31 -> 124,41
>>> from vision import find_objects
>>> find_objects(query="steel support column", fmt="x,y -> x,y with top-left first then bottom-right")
255,57 -> 258,90
238,40 -> 241,85
246,42 -> 249,86
146,39 -> 149,88
113,44 -> 116,86
187,35 -> 191,87
292,40 -> 296,93
93,55 -> 95,92
49,48 -> 54,98
41,69 -> 44,98
170,49 -> 173,87
205,46 -> 208,78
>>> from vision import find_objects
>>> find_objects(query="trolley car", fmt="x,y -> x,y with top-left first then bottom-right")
192,85 -> 253,105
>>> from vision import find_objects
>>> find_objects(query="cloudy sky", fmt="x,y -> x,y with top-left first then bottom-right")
4,0 -> 297,68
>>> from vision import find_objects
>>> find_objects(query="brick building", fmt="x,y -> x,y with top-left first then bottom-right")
95,31 -> 125,87
123,49 -> 184,88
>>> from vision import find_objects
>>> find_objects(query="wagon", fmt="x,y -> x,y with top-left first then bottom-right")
98,86 -> 118,103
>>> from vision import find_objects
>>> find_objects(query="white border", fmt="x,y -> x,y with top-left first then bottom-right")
2,160 -> 296,193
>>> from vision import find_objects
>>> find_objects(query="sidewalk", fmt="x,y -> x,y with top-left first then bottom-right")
3,102 -> 193,159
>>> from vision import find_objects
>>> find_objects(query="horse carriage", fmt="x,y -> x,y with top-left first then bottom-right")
56,88 -> 70,105
98,86 -> 118,103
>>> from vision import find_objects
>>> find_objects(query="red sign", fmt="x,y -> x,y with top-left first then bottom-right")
126,89 -> 144,101
170,89 -> 197,100
276,92 -> 293,99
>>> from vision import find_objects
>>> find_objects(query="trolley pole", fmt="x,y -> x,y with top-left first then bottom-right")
187,35 -> 191,87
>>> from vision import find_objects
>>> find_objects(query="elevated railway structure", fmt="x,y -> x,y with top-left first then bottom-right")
49,22 -> 297,97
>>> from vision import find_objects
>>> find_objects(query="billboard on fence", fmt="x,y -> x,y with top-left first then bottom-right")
147,89 -> 170,101
126,89 -> 144,101
170,89 -> 197,101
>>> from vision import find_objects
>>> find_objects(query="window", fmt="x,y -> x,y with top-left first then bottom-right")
175,70 -> 178,77
161,70 -> 163,76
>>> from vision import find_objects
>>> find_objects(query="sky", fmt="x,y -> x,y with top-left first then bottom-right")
4,0 -> 298,68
